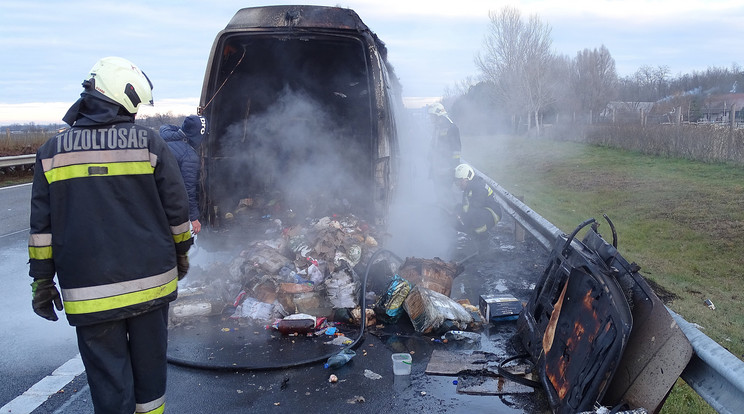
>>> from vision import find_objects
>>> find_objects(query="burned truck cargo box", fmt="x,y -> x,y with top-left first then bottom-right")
197,5 -> 401,229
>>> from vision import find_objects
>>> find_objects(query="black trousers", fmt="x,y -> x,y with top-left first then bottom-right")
460,206 -> 499,236
76,306 -> 169,414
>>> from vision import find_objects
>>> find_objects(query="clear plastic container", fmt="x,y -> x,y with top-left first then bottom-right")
391,353 -> 412,375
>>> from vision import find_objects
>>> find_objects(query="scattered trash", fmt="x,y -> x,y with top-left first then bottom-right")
325,267 -> 360,308
456,374 -> 534,395
171,299 -> 225,318
479,293 -> 522,323
325,348 -> 356,369
274,314 -> 318,336
347,395 -> 366,403
328,374 -> 338,383
364,369 -> 382,380
231,297 -> 276,321
398,257 -> 460,296
425,350 -> 499,375
403,286 -> 473,334
442,330 -> 481,345
351,307 -> 376,327
326,335 -> 353,346
391,353 -> 412,375
704,299 -> 715,310
374,274 -> 412,323
578,407 -> 649,414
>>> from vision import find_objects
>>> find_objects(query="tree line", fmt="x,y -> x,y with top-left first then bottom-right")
443,6 -> 744,136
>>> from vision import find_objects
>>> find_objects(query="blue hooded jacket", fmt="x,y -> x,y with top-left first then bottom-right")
159,119 -> 202,221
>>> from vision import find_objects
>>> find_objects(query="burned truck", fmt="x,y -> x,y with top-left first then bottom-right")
171,4 -> 409,359
196,5 -> 400,229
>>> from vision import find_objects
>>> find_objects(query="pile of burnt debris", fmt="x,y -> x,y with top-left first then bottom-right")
171,195 -> 488,340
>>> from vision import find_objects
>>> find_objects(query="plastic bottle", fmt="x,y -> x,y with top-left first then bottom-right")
324,348 -> 356,369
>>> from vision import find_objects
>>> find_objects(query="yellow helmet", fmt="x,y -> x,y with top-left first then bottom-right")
455,163 -> 475,180
87,57 -> 153,114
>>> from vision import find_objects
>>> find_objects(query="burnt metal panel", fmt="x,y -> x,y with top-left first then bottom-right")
583,224 -> 693,414
226,5 -> 369,31
518,219 -> 633,414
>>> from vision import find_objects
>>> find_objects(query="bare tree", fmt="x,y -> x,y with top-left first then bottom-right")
476,6 -> 556,135
443,76 -> 478,101
632,64 -> 670,101
572,45 -> 618,123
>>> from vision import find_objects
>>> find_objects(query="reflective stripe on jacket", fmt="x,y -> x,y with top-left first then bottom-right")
28,123 -> 192,326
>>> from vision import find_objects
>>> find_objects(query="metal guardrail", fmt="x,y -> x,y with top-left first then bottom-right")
472,165 -> 744,414
0,154 -> 35,168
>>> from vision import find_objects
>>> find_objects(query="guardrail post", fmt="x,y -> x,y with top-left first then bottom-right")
514,194 -> 526,242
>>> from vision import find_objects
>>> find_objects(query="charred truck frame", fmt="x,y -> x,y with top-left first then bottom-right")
196,5 -> 401,229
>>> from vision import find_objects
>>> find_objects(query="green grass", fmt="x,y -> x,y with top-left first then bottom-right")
463,134 -> 744,414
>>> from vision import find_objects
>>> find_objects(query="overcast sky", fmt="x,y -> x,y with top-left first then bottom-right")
1,0 -> 742,124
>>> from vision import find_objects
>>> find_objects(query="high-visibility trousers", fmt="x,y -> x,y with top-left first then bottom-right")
76,305 -> 169,414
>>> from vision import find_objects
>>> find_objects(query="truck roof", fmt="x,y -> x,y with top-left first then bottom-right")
225,5 -> 370,32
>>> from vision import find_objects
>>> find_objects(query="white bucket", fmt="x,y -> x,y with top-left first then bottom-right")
391,353 -> 412,375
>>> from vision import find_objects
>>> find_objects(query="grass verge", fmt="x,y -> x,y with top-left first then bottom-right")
463,134 -> 743,414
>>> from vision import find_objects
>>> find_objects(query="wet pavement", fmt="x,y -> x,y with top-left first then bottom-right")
30,214 -> 553,414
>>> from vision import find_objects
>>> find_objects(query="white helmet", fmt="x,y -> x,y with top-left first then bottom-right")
87,57 -> 153,114
427,102 -> 447,117
455,163 -> 475,180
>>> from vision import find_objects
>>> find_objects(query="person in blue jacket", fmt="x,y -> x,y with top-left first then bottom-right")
160,115 -> 207,234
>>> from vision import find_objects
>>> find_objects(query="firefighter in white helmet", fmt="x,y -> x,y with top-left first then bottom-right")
29,56 -> 192,414
454,163 -> 501,241
427,102 -> 461,202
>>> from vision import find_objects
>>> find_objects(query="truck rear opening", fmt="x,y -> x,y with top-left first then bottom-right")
198,6 -> 400,229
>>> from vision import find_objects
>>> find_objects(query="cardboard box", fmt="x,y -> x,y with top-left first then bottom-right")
479,294 -> 522,323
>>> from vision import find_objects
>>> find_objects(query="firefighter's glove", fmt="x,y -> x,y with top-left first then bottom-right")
31,278 -> 63,321
177,254 -> 189,280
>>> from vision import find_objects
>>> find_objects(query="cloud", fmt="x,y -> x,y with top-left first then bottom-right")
2,0 -> 743,123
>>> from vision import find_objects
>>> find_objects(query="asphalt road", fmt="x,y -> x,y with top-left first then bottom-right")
1,183 -> 552,414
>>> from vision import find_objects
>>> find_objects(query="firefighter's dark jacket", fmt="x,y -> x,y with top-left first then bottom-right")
28,94 -> 193,326
460,175 -> 502,234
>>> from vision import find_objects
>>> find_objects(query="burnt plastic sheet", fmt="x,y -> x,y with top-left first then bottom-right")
517,222 -> 633,414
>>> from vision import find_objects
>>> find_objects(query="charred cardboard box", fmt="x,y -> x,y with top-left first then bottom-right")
398,257 -> 458,297
479,293 -> 522,323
